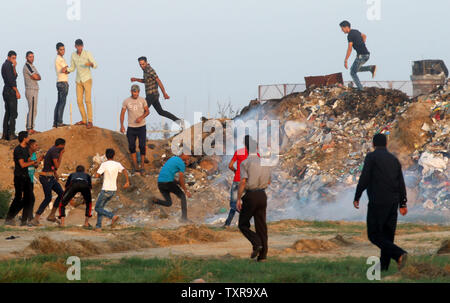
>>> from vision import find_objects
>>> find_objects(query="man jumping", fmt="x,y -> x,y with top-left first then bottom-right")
340,20 -> 376,91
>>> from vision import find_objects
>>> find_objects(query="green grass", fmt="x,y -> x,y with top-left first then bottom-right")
0,255 -> 448,283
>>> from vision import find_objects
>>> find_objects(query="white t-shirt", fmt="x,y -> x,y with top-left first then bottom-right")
97,160 -> 125,191
55,55 -> 69,82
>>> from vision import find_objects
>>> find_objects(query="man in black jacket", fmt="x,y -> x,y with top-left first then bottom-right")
58,165 -> 93,228
1,51 -> 21,140
353,134 -> 408,271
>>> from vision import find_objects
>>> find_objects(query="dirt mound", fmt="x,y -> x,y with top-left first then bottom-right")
437,239 -> 450,255
21,225 -> 226,257
284,234 -> 354,254
401,262 -> 450,279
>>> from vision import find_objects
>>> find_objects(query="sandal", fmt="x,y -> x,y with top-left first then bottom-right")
86,122 -> 93,129
75,121 -> 86,125
83,223 -> 93,230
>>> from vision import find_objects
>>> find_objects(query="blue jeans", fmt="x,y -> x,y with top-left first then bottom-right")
36,175 -> 64,215
224,181 -> 239,226
350,54 -> 374,90
95,190 -> 116,228
54,82 -> 68,126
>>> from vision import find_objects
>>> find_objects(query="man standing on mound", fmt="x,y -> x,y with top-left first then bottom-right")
353,133 -> 408,271
94,148 -> 130,231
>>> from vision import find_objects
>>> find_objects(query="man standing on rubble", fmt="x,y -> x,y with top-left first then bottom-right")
236,136 -> 271,262
353,133 -> 408,271
340,20 -> 377,91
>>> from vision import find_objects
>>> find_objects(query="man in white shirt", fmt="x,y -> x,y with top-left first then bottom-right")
54,42 -> 70,128
94,148 -> 129,231
67,39 -> 97,129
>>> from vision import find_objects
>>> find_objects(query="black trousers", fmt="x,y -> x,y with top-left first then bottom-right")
58,182 -> 92,218
146,94 -> 180,122
155,181 -> 187,219
6,175 -> 33,223
126,126 -> 146,155
238,190 -> 268,260
2,87 -> 18,139
367,202 -> 406,270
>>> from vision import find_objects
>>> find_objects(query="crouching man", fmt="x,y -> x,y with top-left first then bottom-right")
58,165 -> 93,228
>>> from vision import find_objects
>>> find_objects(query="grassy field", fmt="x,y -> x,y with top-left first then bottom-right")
0,254 -> 448,283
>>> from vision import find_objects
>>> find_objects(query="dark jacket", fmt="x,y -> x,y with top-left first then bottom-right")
354,147 -> 407,207
1,60 -> 17,88
66,172 -> 92,189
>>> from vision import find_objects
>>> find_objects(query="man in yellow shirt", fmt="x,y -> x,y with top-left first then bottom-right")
67,39 -> 97,129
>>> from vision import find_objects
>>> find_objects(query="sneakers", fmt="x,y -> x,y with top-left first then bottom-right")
371,65 -> 377,78
398,253 -> 408,270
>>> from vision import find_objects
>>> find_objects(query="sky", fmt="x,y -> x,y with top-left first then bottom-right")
0,0 -> 448,134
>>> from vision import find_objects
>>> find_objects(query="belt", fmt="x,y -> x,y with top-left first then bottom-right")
246,188 -> 266,193
39,172 -> 55,177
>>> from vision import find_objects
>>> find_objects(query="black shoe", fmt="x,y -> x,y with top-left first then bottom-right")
20,221 -> 32,227
251,246 -> 263,259
57,123 -> 69,127
144,158 -> 150,164
398,253 -> 408,270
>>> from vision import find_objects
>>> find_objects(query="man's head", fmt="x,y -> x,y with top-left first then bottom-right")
244,135 -> 258,154
373,133 -> 387,148
7,50 -> 17,62
340,20 -> 351,33
75,39 -> 84,53
180,146 -> 191,162
138,56 -> 148,70
76,165 -> 85,173
131,85 -> 140,99
26,51 -> 34,64
105,148 -> 115,160
55,138 -> 66,148
56,42 -> 65,56
18,131 -> 29,144
28,139 -> 38,152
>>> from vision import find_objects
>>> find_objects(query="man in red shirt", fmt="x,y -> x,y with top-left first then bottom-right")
224,135 -> 259,227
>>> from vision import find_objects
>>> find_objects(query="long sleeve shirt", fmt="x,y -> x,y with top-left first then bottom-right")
1,60 -> 17,88
67,50 -> 97,83
354,147 -> 407,207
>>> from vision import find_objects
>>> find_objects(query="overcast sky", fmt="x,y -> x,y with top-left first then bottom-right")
0,0 -> 448,133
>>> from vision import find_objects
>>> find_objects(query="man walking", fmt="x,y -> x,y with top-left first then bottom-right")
58,165 -> 93,228
353,133 -> 408,271
224,138 -> 260,228
23,51 -> 41,134
120,85 -> 149,174
24,139 -> 40,224
131,57 -> 182,126
54,42 -> 70,128
236,136 -> 271,262
152,152 -> 192,222
4,132 -> 43,226
2,51 -> 20,140
340,20 -> 377,91
31,138 -> 66,225
67,39 -> 97,129
94,148 -> 130,231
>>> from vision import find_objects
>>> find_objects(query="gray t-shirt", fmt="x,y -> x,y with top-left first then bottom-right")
23,63 -> 39,90
122,96 -> 148,128
240,154 -> 271,190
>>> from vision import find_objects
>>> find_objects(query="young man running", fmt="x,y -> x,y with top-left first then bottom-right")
152,152 -> 192,222
58,165 -> 93,228
94,148 -> 130,231
31,138 -> 66,225
340,20 -> 377,91
120,84 -> 149,174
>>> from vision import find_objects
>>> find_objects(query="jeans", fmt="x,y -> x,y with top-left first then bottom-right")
36,175 -> 64,215
59,182 -> 92,218
6,175 -> 33,223
146,94 -> 180,122
224,181 -> 239,226
154,182 -> 187,220
2,87 -> 17,139
25,89 -> 39,130
54,82 -> 68,126
350,54 -> 374,90
95,190 -> 116,228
